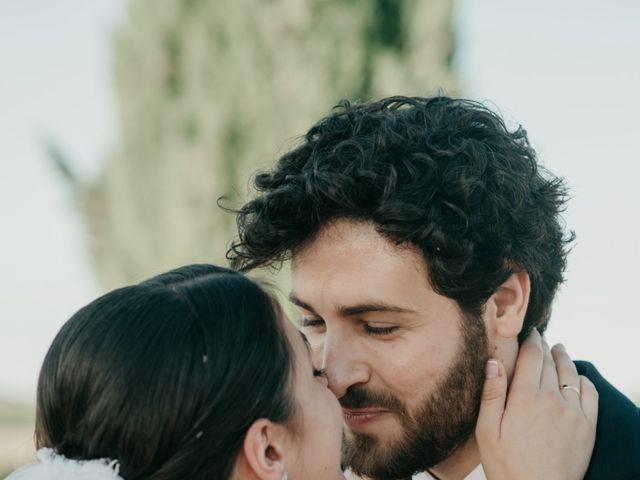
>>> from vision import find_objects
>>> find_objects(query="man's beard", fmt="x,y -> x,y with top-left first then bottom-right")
341,313 -> 489,480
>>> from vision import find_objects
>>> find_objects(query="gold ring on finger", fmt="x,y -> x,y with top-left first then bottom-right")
560,384 -> 581,396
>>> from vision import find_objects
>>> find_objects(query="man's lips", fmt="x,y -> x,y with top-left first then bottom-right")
342,408 -> 389,428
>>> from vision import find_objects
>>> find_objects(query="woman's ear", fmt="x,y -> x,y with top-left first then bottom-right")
485,270 -> 531,340
239,419 -> 288,480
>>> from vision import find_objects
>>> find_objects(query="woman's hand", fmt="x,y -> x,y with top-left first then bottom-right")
476,329 -> 598,480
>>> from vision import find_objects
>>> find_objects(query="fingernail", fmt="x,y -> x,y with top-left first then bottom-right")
486,359 -> 499,379
556,343 -> 566,351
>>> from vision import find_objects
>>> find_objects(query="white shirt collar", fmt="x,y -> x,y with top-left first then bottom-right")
414,464 -> 486,480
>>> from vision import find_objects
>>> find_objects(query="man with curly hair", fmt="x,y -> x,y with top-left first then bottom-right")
228,96 -> 640,480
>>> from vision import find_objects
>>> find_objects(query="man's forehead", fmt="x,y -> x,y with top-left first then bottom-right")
291,248 -> 431,297
291,219 -> 418,266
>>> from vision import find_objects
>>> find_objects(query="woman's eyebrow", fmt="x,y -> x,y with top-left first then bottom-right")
299,330 -> 312,352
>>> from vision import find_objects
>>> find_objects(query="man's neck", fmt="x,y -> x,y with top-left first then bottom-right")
427,436 -> 481,480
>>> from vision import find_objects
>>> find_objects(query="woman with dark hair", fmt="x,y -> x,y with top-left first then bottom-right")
7,264 -> 596,480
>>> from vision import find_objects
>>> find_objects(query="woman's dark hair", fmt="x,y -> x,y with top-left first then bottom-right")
228,96 -> 574,339
35,264 -> 295,479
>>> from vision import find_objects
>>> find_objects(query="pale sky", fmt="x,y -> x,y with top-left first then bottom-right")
456,0 -> 640,395
1,0 -> 639,401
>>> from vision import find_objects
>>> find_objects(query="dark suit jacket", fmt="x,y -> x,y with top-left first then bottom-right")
576,361 -> 640,480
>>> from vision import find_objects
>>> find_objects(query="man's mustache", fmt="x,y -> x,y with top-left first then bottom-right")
339,384 -> 407,415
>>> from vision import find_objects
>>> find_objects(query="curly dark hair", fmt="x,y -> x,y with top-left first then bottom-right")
228,96 -> 573,338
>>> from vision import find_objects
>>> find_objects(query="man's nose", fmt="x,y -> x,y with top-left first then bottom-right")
322,330 -> 369,399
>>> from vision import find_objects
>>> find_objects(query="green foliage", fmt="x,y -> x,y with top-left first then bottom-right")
79,0 -> 457,287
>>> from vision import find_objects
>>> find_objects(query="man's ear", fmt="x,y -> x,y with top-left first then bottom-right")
485,270 -> 531,339
240,419 -> 288,480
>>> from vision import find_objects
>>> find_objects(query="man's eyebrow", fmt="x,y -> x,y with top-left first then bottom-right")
338,302 -> 416,316
289,292 -> 315,312
289,292 -> 415,317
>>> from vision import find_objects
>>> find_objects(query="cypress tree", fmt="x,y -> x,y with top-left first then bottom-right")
77,0 -> 457,287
